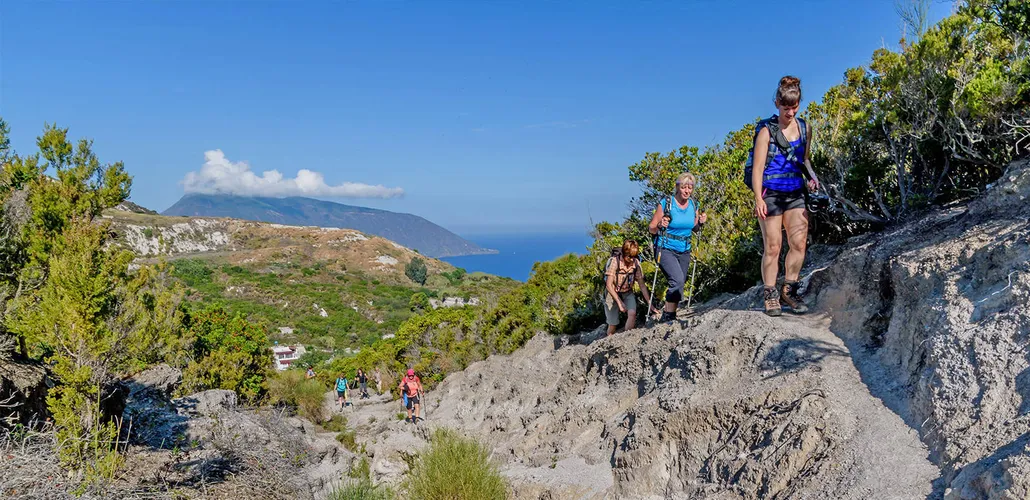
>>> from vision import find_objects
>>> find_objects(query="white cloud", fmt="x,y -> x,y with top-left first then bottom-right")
181,150 -> 404,199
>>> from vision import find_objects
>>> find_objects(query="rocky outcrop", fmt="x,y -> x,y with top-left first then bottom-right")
810,157 -> 1030,499
0,358 -> 49,426
117,366 -> 352,499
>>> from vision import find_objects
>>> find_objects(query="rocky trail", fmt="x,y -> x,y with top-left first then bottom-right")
337,300 -> 939,499
334,158 -> 1030,499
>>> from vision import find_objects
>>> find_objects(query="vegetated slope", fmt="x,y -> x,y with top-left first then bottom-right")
161,194 -> 497,258
103,209 -> 517,350
343,158 -> 1029,499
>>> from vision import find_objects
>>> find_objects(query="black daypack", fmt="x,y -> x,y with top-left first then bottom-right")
742,115 -> 808,189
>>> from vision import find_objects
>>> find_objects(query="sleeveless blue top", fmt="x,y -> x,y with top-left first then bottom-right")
658,198 -> 696,253
763,136 -> 805,193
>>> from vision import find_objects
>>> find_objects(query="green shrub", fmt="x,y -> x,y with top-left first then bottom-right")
402,429 -> 507,500
171,259 -> 214,287
349,456 -> 371,479
442,267 -> 466,286
267,369 -> 328,423
336,428 -> 358,451
409,292 -> 430,311
328,477 -> 394,500
178,307 -> 271,401
405,257 -> 428,285
322,414 -> 349,432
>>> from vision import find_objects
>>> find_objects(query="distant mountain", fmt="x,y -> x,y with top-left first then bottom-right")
161,194 -> 496,258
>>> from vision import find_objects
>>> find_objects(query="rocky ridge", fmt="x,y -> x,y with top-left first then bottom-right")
102,211 -> 454,278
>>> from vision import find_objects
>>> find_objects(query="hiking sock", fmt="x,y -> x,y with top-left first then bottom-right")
763,286 -> 782,316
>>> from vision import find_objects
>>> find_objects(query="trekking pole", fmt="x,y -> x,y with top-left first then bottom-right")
685,203 -> 704,312
649,228 -> 666,323
686,235 -> 699,311
419,389 -> 428,420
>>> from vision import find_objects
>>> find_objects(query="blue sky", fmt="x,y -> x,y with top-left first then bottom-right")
0,0 -> 951,234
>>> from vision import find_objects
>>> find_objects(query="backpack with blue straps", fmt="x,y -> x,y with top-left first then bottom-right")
742,115 -> 809,189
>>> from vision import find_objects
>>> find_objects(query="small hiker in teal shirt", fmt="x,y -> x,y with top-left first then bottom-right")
335,373 -> 349,409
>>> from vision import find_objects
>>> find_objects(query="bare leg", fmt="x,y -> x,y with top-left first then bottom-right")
626,310 -> 637,330
759,215 -> 785,286
606,324 -> 618,336
782,208 -> 809,281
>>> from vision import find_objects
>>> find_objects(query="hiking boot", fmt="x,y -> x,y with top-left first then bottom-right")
780,280 -> 808,314
763,286 -> 782,316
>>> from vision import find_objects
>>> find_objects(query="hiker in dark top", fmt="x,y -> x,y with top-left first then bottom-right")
751,76 -> 820,316
649,172 -> 708,322
357,369 -> 369,399
603,240 -> 657,336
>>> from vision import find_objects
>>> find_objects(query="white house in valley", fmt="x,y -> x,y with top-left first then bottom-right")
271,343 -> 306,371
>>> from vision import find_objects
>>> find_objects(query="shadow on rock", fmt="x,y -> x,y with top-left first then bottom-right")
760,337 -> 848,379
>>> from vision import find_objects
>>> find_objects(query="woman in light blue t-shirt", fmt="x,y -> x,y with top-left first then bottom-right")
648,172 -> 708,323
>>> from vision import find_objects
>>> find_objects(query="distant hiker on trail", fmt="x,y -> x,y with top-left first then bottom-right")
398,369 -> 423,424
603,240 -> 658,336
749,76 -> 821,316
649,172 -> 708,323
357,369 -> 369,399
305,366 -> 316,380
335,373 -> 349,409
374,368 -> 382,394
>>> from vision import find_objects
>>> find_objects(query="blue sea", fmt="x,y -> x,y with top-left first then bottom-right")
442,232 -> 595,281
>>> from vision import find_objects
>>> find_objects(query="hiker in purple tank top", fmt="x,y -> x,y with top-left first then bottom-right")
751,76 -> 822,317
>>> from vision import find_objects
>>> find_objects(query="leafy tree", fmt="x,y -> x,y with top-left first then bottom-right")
808,0 -> 1029,221
0,120 -> 154,481
405,257 -> 428,285
178,306 -> 272,401
295,348 -> 331,370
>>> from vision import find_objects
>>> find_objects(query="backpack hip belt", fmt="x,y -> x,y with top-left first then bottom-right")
662,233 -> 691,242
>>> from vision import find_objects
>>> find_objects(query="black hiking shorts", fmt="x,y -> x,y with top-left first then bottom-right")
406,395 -> 420,409
763,188 -> 806,216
